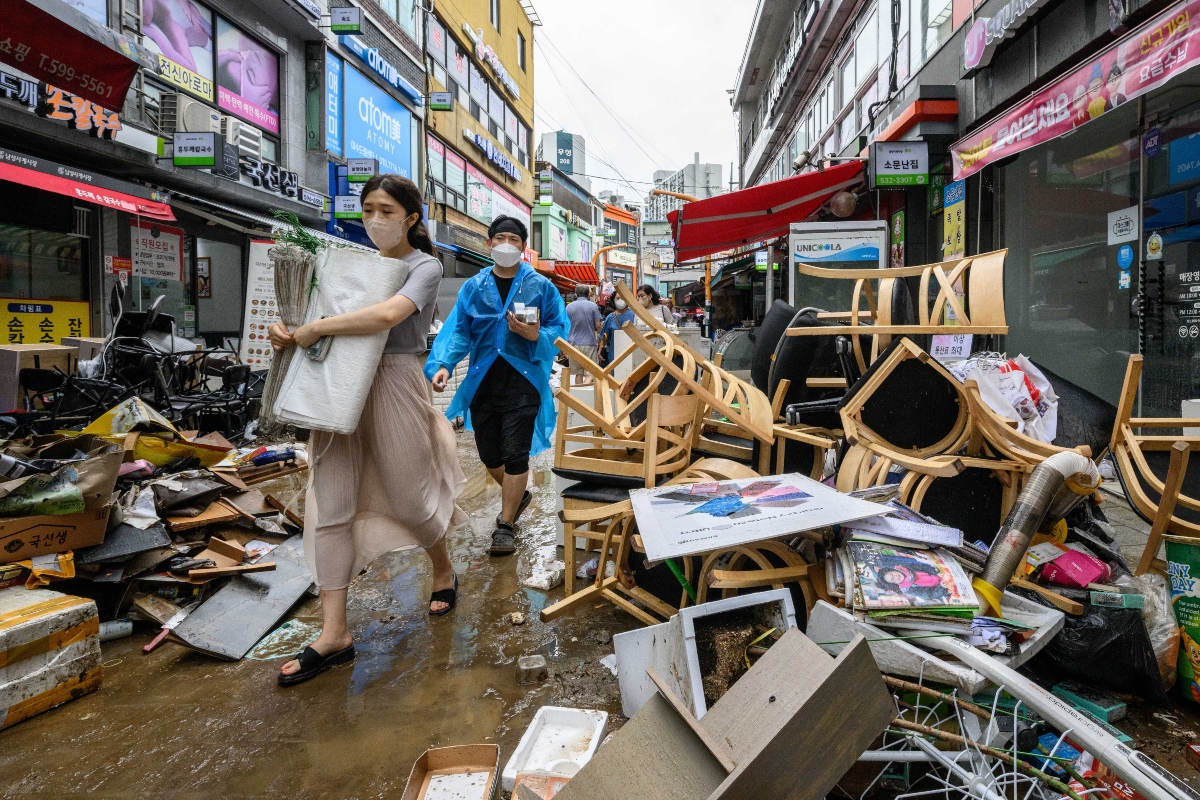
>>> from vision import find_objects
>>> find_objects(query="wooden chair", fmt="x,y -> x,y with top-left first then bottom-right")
963,379 -> 1093,465
785,250 -> 1009,373
1109,354 -> 1200,575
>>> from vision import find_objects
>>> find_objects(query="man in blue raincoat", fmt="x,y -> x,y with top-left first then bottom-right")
427,216 -> 568,556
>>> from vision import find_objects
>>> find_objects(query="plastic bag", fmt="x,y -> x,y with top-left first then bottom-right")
1137,573 -> 1180,690
948,353 -> 1059,442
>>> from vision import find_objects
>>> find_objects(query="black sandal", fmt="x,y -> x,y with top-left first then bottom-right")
429,573 -> 458,616
277,644 -> 355,687
495,490 -> 533,528
490,522 -> 517,556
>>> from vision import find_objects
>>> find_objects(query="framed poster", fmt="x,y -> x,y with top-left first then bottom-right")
196,256 -> 212,298
216,17 -> 280,134
130,220 -> 184,282
142,0 -> 215,100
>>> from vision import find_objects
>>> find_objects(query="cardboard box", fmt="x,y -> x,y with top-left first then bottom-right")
0,506 -> 111,564
0,587 -> 102,730
0,345 -> 77,411
61,337 -> 106,362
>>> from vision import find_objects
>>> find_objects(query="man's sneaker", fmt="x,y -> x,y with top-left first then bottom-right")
490,521 -> 517,556
495,490 -> 533,529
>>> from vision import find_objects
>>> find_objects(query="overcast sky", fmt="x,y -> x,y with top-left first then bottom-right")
530,0 -> 755,203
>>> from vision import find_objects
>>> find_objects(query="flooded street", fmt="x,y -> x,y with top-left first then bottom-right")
0,433 -> 633,799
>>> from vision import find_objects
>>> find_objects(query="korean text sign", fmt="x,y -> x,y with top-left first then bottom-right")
1,300 -> 89,344
215,17 -> 279,135
952,0 -> 1199,179
130,220 -> 184,281
342,64 -> 411,178
141,0 -> 215,101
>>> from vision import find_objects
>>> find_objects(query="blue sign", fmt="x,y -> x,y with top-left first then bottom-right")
1170,132 -> 1200,185
1145,192 -> 1187,230
325,53 -> 342,157
944,179 -> 966,208
1144,128 -> 1162,158
7,303 -> 51,314
343,65 -> 412,179
465,131 -> 521,181
1117,244 -> 1134,270
339,35 -> 423,105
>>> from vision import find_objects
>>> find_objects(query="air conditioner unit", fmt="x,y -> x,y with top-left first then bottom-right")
160,93 -> 221,135
222,116 -> 263,159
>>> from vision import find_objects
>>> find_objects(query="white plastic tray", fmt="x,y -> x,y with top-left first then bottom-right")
500,706 -> 608,792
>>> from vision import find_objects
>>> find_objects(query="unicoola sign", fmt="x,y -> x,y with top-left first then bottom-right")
963,0 -> 1051,70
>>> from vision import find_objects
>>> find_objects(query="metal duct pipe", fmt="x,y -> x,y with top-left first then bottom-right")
973,451 -> 1100,615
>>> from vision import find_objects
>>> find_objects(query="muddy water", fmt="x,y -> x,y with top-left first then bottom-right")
0,433 -> 633,799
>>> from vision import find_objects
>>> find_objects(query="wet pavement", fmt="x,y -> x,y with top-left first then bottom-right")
0,432 -> 635,799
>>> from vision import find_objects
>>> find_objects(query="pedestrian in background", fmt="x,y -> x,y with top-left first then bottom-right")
269,175 -> 466,687
565,284 -> 602,385
598,293 -> 635,367
635,284 -> 674,327
426,216 -> 569,556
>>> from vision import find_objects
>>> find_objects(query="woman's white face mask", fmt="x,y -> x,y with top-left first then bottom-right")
364,217 -> 409,252
490,243 -> 522,267
615,299 -> 627,310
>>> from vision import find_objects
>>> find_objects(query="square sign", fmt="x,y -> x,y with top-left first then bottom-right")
333,195 -> 362,219
429,91 -> 454,111
330,7 -> 363,33
173,132 -> 217,167
1107,205 -> 1139,245
869,141 -> 929,188
346,158 -> 378,183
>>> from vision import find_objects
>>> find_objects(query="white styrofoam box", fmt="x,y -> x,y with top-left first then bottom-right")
1184,399 -> 1200,436
500,706 -> 608,791
613,619 -> 691,718
992,589 -> 1065,668
679,589 -> 798,719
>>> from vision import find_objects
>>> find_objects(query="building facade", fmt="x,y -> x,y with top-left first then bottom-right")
421,0 -> 538,311
733,0 -> 1200,417
531,160 -> 597,265
646,155 -> 724,222
536,130 -> 588,189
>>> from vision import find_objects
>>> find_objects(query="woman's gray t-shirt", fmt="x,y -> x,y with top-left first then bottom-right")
383,250 -> 442,354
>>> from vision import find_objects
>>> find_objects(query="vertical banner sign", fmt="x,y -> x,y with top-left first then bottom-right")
952,0 -> 1200,179
890,210 -> 906,269
130,220 -> 184,281
556,131 -> 574,173
240,239 -> 281,368
325,52 -> 342,156
942,180 -> 966,261
0,300 -> 89,344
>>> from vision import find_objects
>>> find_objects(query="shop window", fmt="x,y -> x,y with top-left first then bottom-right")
381,0 -> 397,22
431,59 -> 447,88
261,137 -> 278,164
994,101 -> 1140,407
840,54 -> 855,108
489,120 -> 499,139
504,135 -> 513,153
470,99 -> 482,122
532,221 -> 543,254
0,225 -> 87,302
858,12 -> 878,76
518,30 -> 526,71
490,0 -> 499,30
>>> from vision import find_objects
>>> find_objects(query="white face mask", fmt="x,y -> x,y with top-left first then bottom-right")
615,299 -> 627,310
364,217 -> 408,252
490,243 -> 522,267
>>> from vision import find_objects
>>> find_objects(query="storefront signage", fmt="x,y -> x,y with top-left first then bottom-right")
343,65 -> 412,178
130,220 -> 184,281
943,180 -> 966,260
291,0 -> 320,19
953,0 -> 1200,180
0,299 -> 89,344
142,0 -> 215,101
1171,131 -> 1200,185
463,128 -> 521,182
105,255 -> 132,279
556,132 -> 574,173
464,162 -> 531,229
962,0 -> 1053,70
300,187 -> 326,208
239,156 -> 299,199
330,7 -> 362,33
787,222 -> 887,307
608,249 -> 637,267
1144,127 -> 1163,157
1117,243 -> 1135,269
0,69 -> 36,109
931,333 -> 972,362
325,52 -> 342,156
429,90 -> 453,111
346,157 -> 377,182
339,35 -> 422,104
1107,205 -> 1139,245
0,147 -> 172,218
890,209 -> 905,269
241,239 -> 281,367
461,24 -> 520,100
869,142 -> 929,187
1148,231 -> 1164,260
36,83 -> 122,139
173,131 -> 217,166
333,195 -> 361,218
215,18 -> 280,136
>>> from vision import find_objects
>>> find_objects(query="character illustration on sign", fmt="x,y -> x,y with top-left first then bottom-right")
1087,62 -> 1109,119
1072,85 -> 1090,128
1107,63 -> 1127,106
143,0 -> 212,75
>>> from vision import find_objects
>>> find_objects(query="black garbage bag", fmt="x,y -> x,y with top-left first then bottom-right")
1022,596 -> 1169,707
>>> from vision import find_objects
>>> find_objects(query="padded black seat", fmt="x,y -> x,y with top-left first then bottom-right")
552,467 -> 645,491
560,481 -> 631,505
916,466 -> 1006,547
692,431 -> 754,466
751,299 -> 800,392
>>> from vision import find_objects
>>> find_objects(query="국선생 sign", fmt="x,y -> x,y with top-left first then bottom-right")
869,141 -> 929,188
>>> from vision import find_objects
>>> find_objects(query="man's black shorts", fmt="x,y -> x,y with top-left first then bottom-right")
471,402 -> 539,475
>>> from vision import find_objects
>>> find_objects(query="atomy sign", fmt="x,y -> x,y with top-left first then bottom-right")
963,0 -> 1052,69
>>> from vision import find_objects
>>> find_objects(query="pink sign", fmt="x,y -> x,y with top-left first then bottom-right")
215,17 -> 279,135
952,0 -> 1196,179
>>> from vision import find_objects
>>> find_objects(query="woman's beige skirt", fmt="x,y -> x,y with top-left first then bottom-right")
303,353 -> 467,590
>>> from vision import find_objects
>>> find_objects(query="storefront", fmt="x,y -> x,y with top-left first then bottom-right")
954,0 -> 1200,414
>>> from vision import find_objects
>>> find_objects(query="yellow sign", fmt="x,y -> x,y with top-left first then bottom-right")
0,299 -> 90,345
156,55 -> 214,101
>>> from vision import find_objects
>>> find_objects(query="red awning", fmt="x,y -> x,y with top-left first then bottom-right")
668,161 -> 864,264
0,153 -> 174,220
0,0 -> 158,111
553,261 -> 600,284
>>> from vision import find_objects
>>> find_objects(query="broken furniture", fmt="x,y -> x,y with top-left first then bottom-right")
400,744 -> 500,800
1109,354 -> 1200,575
783,249 -> 1010,372
556,628 -> 894,800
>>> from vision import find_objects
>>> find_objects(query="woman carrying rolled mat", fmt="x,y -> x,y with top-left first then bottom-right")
268,174 -> 466,687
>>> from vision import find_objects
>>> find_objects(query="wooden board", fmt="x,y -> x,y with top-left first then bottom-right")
166,502 -> 240,531
169,535 -> 312,660
187,561 -> 275,579
700,631 -> 894,800
75,521 -> 171,565
554,693 -> 729,800
134,593 -> 185,626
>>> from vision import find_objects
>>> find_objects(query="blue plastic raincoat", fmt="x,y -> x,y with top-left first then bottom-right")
424,262 -> 569,455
